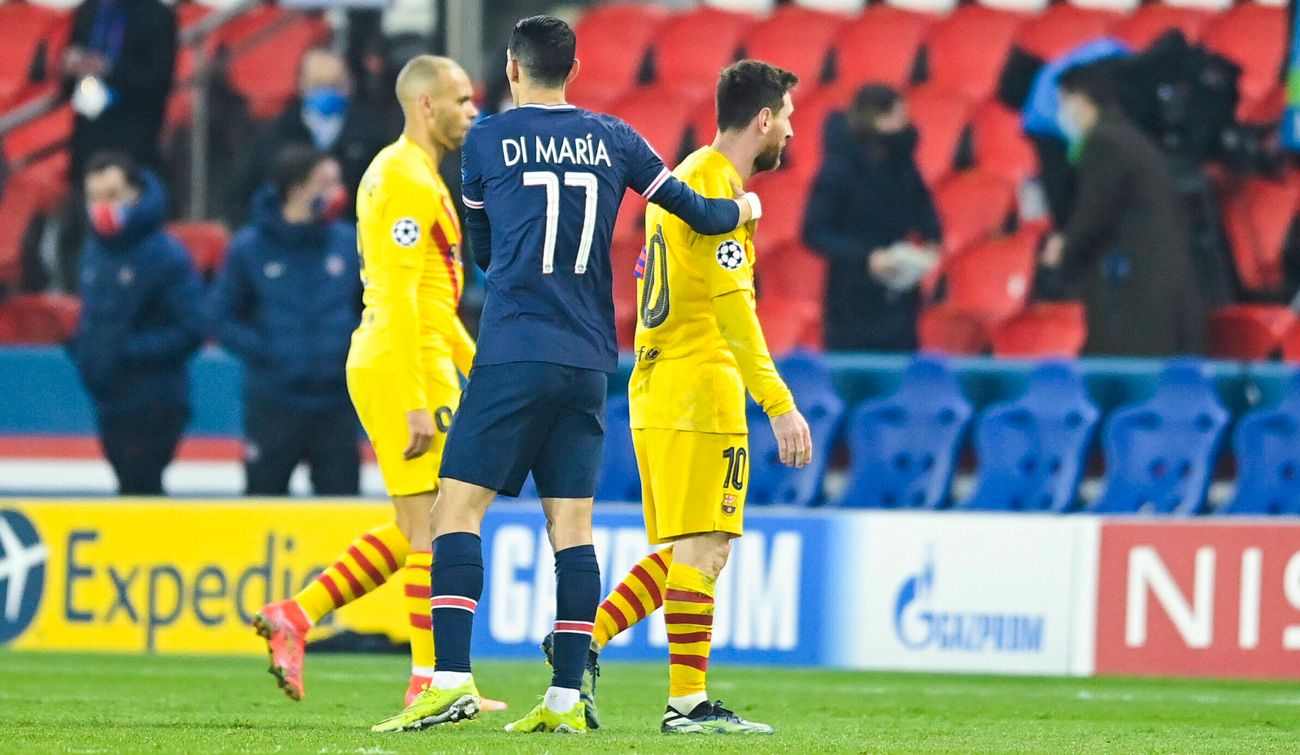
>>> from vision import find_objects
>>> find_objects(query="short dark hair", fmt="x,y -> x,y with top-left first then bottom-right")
85,150 -> 139,186
272,144 -> 330,198
852,83 -> 901,121
508,15 -> 576,89
1057,61 -> 1119,108
715,60 -> 799,132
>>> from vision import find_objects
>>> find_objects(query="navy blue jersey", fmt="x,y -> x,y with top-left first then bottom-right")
461,103 -> 741,373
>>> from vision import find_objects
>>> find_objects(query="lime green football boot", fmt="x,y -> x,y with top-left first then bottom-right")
504,700 -> 587,734
661,699 -> 773,734
370,678 -> 480,732
540,631 -> 601,729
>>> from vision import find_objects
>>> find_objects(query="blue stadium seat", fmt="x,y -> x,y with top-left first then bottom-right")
1221,371 -> 1300,515
596,394 -> 642,502
962,361 -> 1099,513
746,350 -> 845,506
831,356 -> 972,509
1088,359 -> 1229,516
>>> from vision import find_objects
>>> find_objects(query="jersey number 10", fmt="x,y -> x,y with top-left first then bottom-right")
522,171 -> 597,275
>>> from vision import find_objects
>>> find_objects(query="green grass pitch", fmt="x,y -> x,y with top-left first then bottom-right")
1,651 -> 1298,753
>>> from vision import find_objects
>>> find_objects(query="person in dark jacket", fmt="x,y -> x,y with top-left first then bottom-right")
210,147 -> 363,496
1041,64 -> 1206,356
68,151 -> 205,495
62,0 -> 177,178
228,47 -> 389,226
802,84 -> 942,352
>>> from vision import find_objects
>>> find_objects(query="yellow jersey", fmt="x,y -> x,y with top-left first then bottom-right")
348,135 -> 474,412
629,147 -> 793,434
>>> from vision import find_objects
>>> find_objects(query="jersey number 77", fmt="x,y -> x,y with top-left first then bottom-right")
522,171 -> 598,275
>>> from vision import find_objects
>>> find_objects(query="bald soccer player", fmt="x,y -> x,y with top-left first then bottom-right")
253,56 -> 505,711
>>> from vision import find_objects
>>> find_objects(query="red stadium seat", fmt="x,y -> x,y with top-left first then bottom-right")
1203,3 -> 1287,124
907,84 -> 972,187
686,95 -> 717,152
748,170 -> 810,251
0,2 -> 67,109
759,242 -> 827,312
1280,320 -> 1300,363
612,227 -> 641,351
649,7 -> 754,103
917,306 -> 989,355
939,231 -> 1038,318
1221,176 -> 1300,294
224,9 -> 331,120
1014,4 -> 1121,61
743,6 -> 847,89
991,302 -> 1087,358
176,0 -> 213,30
0,173 -> 49,287
1242,84 -> 1285,127
925,5 -> 1027,103
970,101 -> 1036,184
1111,4 -> 1214,51
168,221 -> 232,277
833,6 -> 934,92
1,104 -> 73,207
0,293 -> 80,344
1208,304 -> 1295,361
933,169 -> 1016,256
607,88 -> 693,164
567,2 -> 670,110
757,295 -> 820,355
917,231 -> 1038,354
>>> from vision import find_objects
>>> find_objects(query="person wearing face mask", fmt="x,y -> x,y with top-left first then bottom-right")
67,151 -> 205,495
229,47 -> 389,226
1040,63 -> 1205,356
802,83 -> 942,352
209,146 -> 363,496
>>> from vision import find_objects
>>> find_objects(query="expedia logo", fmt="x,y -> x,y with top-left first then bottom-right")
0,509 -> 48,643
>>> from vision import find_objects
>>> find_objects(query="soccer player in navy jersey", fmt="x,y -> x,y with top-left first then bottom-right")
370,15 -> 762,735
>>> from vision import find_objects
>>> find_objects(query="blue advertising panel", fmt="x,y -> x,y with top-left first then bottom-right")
471,504 -> 842,667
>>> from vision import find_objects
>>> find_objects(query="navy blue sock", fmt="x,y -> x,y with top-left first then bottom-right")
551,544 -> 601,690
431,532 -> 483,674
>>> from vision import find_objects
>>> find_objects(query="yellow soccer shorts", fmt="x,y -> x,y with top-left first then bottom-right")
632,427 -> 748,545
347,367 -> 460,497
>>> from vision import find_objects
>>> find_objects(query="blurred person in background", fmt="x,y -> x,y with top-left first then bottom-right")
802,84 -> 941,352
209,146 -> 362,497
67,151 -> 204,495
1040,64 -> 1206,356
229,47 -> 389,225
63,0 -> 177,178
57,0 -> 177,292
250,55 -> 506,713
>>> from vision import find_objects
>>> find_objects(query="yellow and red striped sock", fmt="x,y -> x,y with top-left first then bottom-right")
664,562 -> 715,698
593,547 -> 672,648
293,522 -> 410,624
403,551 -> 435,676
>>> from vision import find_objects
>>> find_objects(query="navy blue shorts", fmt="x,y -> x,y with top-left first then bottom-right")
439,362 -> 607,498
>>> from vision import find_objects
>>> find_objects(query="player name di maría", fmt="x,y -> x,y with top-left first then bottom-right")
501,134 -> 612,168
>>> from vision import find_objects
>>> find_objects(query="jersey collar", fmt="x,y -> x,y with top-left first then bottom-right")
396,134 -> 437,173
518,103 -> 576,111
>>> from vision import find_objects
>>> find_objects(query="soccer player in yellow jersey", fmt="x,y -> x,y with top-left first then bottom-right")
542,60 -> 812,734
253,55 -> 503,711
